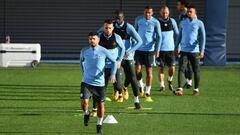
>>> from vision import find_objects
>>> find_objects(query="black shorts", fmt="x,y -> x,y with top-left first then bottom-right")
134,50 -> 154,67
156,51 -> 175,67
80,82 -> 105,102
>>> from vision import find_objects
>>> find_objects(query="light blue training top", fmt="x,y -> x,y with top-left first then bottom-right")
134,16 -> 162,52
80,45 -> 117,86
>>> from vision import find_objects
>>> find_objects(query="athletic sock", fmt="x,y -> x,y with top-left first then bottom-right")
134,96 -> 139,103
84,110 -> 89,115
138,79 -> 144,87
92,108 -> 97,112
194,88 -> 199,92
168,76 -> 173,82
145,86 -> 151,95
160,81 -> 165,88
97,117 -> 103,125
178,88 -> 183,91
187,79 -> 192,85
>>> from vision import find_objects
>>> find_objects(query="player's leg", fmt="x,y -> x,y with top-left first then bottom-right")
114,68 -> 124,102
189,53 -> 200,96
145,67 -> 153,96
144,51 -> 154,101
184,61 -> 193,88
126,60 -> 141,109
167,51 -> 176,91
175,52 -> 188,95
157,51 -> 165,92
121,60 -> 130,100
80,82 -> 91,126
91,99 -> 97,117
93,86 -> 106,134
104,68 -> 118,101
158,66 -> 165,91
168,66 -> 175,91
92,68 -> 110,116
134,51 -> 145,96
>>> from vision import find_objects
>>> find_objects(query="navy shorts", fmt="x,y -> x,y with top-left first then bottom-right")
80,82 -> 105,102
134,50 -> 154,67
156,51 -> 175,67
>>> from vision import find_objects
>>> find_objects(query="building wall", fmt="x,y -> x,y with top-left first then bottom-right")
1,0 -> 206,60
227,0 -> 240,61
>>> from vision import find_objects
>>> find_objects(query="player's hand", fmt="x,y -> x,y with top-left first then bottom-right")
109,75 -> 116,83
117,61 -> 121,68
175,49 -> 180,55
200,52 -> 204,59
124,52 -> 129,59
155,51 -> 159,58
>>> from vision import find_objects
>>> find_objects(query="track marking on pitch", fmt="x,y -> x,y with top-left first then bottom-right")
127,107 -> 152,110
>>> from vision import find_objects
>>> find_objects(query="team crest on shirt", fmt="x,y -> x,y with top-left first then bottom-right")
94,54 -> 103,59
192,24 -> 198,29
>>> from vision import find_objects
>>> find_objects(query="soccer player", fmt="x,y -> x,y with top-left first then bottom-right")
177,0 -> 193,89
175,5 -> 206,96
134,6 -> 162,101
90,20 -> 125,117
113,10 -> 143,108
156,6 -> 179,92
99,19 -> 125,101
80,32 -> 117,133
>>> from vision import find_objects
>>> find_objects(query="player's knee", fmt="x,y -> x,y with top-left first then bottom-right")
82,100 -> 88,107
147,73 -> 153,79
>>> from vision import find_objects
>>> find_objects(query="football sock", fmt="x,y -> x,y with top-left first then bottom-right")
97,117 -> 103,125
168,76 -> 173,82
145,86 -> 151,95
134,96 -> 139,103
160,81 -> 165,88
187,79 -> 192,85
84,110 -> 89,115
139,79 -> 144,87
194,88 -> 199,92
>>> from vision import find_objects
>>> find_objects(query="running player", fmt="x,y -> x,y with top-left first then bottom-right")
80,32 -> 117,133
175,5 -> 206,96
134,6 -> 162,102
177,0 -> 193,88
156,6 -> 179,92
113,10 -> 142,108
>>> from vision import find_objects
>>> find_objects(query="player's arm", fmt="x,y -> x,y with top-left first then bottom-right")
176,22 -> 182,54
115,34 -> 125,64
134,17 -> 139,31
104,49 -> 117,83
126,24 -> 143,54
79,48 -> 85,73
155,20 -> 162,57
198,21 -> 206,58
97,26 -> 104,34
171,18 -> 179,46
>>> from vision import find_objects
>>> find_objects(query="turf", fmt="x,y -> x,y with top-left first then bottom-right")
0,64 -> 240,135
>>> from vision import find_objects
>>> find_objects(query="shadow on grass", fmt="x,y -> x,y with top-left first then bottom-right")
0,84 -> 79,88
0,131 -> 96,134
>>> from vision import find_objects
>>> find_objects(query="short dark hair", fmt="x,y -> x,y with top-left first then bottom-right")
178,0 -> 189,7
88,32 -> 99,37
160,5 -> 169,11
115,10 -> 124,16
104,19 -> 113,24
187,4 -> 196,10
145,5 -> 153,10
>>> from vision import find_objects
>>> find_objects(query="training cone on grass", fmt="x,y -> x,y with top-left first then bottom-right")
103,115 -> 118,124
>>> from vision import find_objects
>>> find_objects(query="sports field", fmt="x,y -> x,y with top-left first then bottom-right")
0,64 -> 240,135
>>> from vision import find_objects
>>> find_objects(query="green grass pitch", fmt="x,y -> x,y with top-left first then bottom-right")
0,64 -> 240,135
